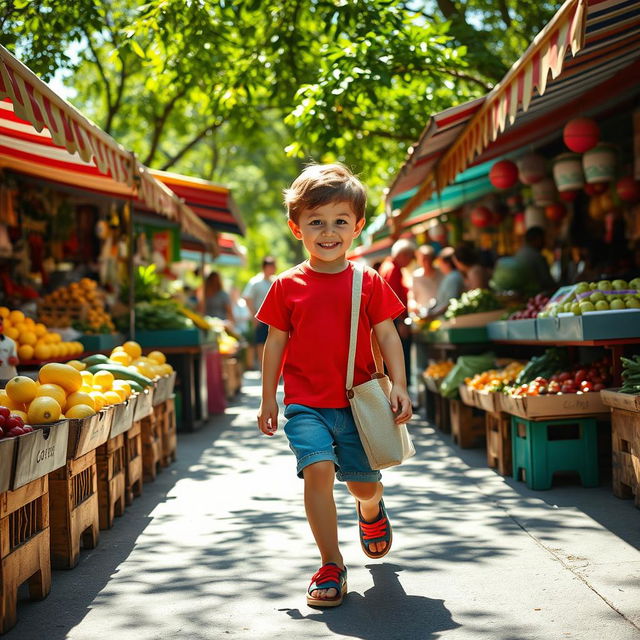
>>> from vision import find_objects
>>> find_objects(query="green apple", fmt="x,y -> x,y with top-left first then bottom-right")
589,282 -> 598,290
580,301 -> 596,313
626,298 -> 640,309
597,280 -> 612,291
612,279 -> 628,290
610,299 -> 625,310
590,292 -> 605,303
629,278 -> 640,290
571,303 -> 582,315
595,300 -> 609,311
575,282 -> 590,295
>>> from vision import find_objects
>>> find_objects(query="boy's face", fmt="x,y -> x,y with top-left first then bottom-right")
288,200 -> 365,272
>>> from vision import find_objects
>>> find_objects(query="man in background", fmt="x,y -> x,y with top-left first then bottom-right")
515,226 -> 556,293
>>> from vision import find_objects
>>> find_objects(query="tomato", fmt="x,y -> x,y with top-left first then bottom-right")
558,372 -> 572,382
574,370 -> 588,384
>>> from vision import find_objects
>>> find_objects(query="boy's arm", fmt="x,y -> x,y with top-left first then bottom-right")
257,326 -> 289,436
372,318 -> 412,424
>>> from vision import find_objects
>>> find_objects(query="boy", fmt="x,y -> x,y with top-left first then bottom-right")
256,163 -> 412,608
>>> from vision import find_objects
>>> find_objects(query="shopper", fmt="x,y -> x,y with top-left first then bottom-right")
409,244 -> 442,317
256,163 -> 411,608
515,226 -> 556,292
453,243 -> 490,291
243,256 -> 277,368
204,271 -> 234,324
378,238 -> 416,385
428,246 -> 465,318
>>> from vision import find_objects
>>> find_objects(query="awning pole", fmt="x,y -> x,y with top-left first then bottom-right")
126,197 -> 135,339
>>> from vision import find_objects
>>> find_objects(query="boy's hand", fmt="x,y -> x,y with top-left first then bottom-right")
390,384 -> 412,424
258,398 -> 279,436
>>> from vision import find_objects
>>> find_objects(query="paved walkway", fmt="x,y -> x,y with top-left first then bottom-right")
7,373 -> 640,639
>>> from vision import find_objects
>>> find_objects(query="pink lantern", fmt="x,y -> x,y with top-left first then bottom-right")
517,153 -> 547,185
616,176 -> 640,203
559,190 -> 578,202
470,206 -> 492,228
489,160 -> 519,189
563,117 -> 600,153
545,202 -> 567,222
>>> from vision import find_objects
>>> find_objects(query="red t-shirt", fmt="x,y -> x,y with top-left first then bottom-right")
256,261 -> 404,408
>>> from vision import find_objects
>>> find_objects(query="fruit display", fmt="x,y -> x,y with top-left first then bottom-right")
538,278 -> 640,317
508,357 -> 612,397
0,307 -> 84,362
508,294 -> 550,320
464,361 -> 525,393
619,355 -> 640,395
444,289 -> 502,319
38,278 -> 116,333
424,360 -> 454,379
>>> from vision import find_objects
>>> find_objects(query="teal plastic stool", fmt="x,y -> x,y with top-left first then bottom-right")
511,416 -> 599,490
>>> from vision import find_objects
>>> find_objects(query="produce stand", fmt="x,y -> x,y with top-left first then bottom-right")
95,434 -> 126,530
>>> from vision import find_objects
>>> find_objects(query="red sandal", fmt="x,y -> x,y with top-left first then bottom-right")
306,562 -> 348,608
356,498 -> 393,559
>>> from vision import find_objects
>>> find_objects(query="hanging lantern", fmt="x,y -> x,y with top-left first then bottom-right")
517,153 -> 547,185
588,197 -> 605,221
506,194 -> 522,211
559,190 -> 578,202
429,222 -> 447,244
583,143 -> 617,184
599,191 -> 616,214
563,117 -> 600,153
532,178 -> 558,206
616,176 -> 640,203
524,205 -> 546,229
470,206 -> 492,228
489,160 -> 519,189
584,182 -> 608,196
552,153 -> 584,191
545,202 -> 567,222
514,212 -> 526,235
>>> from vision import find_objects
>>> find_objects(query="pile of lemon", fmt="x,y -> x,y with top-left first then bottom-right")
107,341 -> 174,379
0,308 -> 84,362
0,362 -> 132,424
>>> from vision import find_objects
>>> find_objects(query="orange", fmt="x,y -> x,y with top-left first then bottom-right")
122,341 -> 142,360
19,330 -> 37,346
34,323 -> 47,337
38,363 -> 82,393
27,397 -> 61,424
5,327 -> 19,341
93,370 -> 114,390
66,391 -> 96,411
36,383 -> 67,410
102,390 -> 123,406
34,343 -> 51,361
66,404 -> 96,419
0,307 -> 9,318
18,344 -> 34,361
5,376 -> 39,404
147,350 -> 166,365
8,310 -> 24,324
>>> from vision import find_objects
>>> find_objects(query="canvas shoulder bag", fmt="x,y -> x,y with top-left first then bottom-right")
346,262 -> 415,470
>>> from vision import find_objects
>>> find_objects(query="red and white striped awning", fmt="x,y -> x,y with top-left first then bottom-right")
0,44 -> 218,251
392,0 -> 640,228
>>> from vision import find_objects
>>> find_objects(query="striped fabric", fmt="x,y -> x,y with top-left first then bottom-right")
391,0 -> 640,228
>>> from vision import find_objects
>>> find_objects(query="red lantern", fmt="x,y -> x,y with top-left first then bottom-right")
584,182 -> 608,196
559,190 -> 578,202
514,212 -> 526,235
517,154 -> 547,185
563,117 -> 600,153
545,202 -> 567,222
470,206 -> 492,228
489,160 -> 519,190
616,176 -> 640,203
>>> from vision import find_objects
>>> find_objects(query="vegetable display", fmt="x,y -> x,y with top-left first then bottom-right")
514,348 -> 568,385
619,355 -> 640,394
444,289 -> 502,319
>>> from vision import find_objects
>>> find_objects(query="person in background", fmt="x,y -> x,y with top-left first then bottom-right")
378,238 -> 417,386
429,246 -> 465,318
515,226 -> 556,293
204,271 -> 234,325
409,245 -> 442,318
453,243 -> 490,291
243,256 -> 277,369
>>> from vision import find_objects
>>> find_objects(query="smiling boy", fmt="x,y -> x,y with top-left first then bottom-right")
256,163 -> 411,607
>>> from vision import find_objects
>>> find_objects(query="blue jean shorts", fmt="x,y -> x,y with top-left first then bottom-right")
283,404 -> 381,483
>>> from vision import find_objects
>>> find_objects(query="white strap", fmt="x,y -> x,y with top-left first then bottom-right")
346,261 -> 363,391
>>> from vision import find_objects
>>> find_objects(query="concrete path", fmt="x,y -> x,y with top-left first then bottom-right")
8,373 -> 640,639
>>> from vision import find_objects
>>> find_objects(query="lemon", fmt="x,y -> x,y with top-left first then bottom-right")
36,383 -> 67,410
67,360 -> 86,371
93,370 -> 114,390
80,371 -> 94,386
122,341 -> 142,360
6,376 -> 39,404
110,351 -> 132,366
111,387 -> 127,402
89,391 -> 106,411
66,404 -> 96,419
38,363 -> 83,393
0,390 -> 24,411
27,396 -> 61,424
147,350 -> 166,365
102,390 -> 123,406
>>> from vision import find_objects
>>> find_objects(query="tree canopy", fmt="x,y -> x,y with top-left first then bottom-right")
1,0 -> 558,276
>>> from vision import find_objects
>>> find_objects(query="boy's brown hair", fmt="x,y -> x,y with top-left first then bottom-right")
283,163 -> 367,224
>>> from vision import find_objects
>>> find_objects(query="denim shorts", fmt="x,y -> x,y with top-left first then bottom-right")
283,404 -> 381,483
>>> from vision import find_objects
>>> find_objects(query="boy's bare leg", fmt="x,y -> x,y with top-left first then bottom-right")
346,481 -> 388,555
303,461 -> 344,600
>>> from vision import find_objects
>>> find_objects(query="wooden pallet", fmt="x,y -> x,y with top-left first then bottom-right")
450,398 -> 485,448
141,413 -> 162,483
485,410 -> 513,476
96,434 -> 126,530
611,407 -> 640,507
48,450 -> 99,570
159,397 -> 177,467
0,476 -> 51,634
125,421 -> 143,505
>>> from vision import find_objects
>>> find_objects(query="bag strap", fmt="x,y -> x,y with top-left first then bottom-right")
346,261 -> 363,391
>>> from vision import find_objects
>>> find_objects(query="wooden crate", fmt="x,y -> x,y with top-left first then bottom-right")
96,434 -> 126,530
141,413 -> 162,483
48,450 -> 99,570
159,397 -> 177,467
222,356 -> 241,399
611,407 -> 640,507
124,421 -> 143,505
0,476 -> 51,634
434,394 -> 451,433
450,398 -> 485,448
485,411 -> 513,476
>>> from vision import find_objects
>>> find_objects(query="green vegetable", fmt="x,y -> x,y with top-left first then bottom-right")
127,381 -> 145,393
82,354 -> 112,366
515,348 -> 568,385
439,353 -> 495,399
87,363 -> 152,387
444,289 -> 501,319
